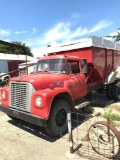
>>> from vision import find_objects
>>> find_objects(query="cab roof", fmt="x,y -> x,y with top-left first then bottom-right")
38,54 -> 81,61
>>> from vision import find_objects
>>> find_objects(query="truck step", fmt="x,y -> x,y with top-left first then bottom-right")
75,101 -> 90,110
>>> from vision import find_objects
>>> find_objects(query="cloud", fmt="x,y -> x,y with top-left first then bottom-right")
43,22 -> 71,43
32,27 -> 38,35
23,20 -> 113,57
0,29 -> 10,36
31,47 -> 49,58
14,31 -> 28,34
2,39 -> 11,42
89,20 -> 113,33
71,11 -> 81,19
104,31 -> 119,41
24,22 -> 71,47
109,31 -> 118,36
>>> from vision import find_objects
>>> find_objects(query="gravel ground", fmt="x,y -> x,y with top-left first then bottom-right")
0,113 -> 70,160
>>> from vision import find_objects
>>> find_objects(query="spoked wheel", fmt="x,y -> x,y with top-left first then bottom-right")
88,121 -> 120,158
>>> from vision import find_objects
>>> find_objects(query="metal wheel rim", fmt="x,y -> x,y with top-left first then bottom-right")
88,121 -> 120,158
55,108 -> 67,127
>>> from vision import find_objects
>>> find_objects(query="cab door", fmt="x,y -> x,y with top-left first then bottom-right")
68,60 -> 87,99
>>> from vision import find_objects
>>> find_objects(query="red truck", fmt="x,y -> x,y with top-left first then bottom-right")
0,36 -> 120,136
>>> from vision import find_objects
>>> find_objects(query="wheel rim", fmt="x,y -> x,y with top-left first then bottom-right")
55,108 -> 67,127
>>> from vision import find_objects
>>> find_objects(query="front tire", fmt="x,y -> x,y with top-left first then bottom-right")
45,99 -> 70,136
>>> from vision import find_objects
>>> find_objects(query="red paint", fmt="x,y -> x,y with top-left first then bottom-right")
31,88 -> 73,120
1,44 -> 120,122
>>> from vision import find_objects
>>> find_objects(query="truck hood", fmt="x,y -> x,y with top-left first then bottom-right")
11,72 -> 69,90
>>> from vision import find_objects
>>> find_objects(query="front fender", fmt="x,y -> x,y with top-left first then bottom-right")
31,88 -> 73,120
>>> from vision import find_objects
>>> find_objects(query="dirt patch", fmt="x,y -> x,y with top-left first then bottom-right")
0,111 -> 5,117
0,115 -> 69,160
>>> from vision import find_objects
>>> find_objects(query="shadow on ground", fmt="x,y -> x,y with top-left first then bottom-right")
7,92 -> 120,144
8,119 -> 59,142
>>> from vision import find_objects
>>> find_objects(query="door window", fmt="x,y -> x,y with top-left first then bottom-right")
68,61 -> 80,74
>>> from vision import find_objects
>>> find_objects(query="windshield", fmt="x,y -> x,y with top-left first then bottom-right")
36,59 -> 67,73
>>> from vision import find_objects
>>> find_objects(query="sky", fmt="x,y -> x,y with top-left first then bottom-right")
0,0 -> 120,57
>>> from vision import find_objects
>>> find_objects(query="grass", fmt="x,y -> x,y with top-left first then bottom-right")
103,108 -> 120,127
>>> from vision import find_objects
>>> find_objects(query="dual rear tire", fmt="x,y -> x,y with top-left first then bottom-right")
106,81 -> 120,100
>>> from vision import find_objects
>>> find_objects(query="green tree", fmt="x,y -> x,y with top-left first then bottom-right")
0,41 -> 33,57
107,28 -> 120,42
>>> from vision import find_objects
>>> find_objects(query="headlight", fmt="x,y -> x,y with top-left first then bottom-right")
1,91 -> 6,99
35,96 -> 42,106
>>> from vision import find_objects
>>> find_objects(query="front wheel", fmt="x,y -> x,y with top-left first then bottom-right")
45,99 -> 70,136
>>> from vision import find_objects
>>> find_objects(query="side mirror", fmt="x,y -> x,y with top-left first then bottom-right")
81,59 -> 88,73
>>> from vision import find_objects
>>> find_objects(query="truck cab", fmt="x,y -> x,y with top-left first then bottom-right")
36,55 -> 88,99
0,55 -> 88,136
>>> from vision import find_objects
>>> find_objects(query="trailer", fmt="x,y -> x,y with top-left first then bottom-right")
46,36 -> 120,100
0,36 -> 120,136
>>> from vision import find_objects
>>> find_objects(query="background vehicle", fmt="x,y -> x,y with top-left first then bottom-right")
0,36 -> 120,136
0,72 -> 10,86
18,60 -> 37,76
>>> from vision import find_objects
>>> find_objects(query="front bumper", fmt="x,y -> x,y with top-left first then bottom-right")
0,105 -> 47,127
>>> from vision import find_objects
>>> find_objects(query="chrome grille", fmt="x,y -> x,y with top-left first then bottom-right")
9,82 -> 35,112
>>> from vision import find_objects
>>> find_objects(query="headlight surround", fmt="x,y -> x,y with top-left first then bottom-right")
35,96 -> 42,106
1,91 -> 6,99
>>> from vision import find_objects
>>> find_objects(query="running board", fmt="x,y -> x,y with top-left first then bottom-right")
75,101 -> 90,110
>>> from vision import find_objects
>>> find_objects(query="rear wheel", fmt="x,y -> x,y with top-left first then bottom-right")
112,81 -> 120,100
45,99 -> 70,136
97,88 -> 104,94
106,83 -> 113,100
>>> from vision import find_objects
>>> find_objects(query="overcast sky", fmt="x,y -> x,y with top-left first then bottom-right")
0,0 -> 120,57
